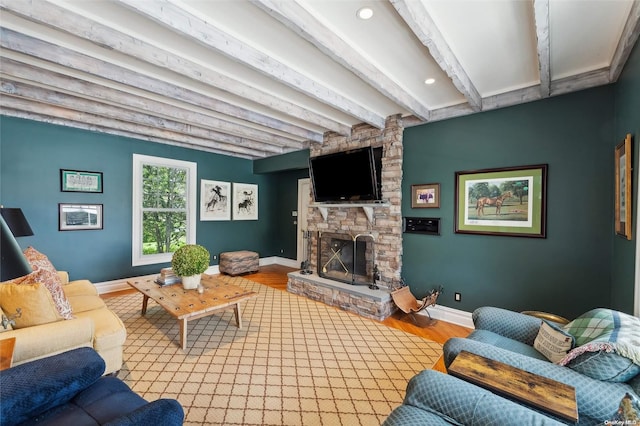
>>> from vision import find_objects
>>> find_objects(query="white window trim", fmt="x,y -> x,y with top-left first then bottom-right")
132,154 -> 197,266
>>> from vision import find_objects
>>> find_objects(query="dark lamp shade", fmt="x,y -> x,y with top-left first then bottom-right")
0,208 -> 34,237
1,215 -> 33,281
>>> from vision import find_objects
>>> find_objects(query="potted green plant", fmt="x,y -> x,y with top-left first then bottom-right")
171,244 -> 211,290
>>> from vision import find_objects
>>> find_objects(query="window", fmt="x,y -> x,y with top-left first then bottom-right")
132,154 -> 197,266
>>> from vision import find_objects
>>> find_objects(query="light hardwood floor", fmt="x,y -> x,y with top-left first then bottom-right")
103,264 -> 471,372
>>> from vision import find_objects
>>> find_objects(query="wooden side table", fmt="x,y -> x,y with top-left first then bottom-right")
0,337 -> 16,371
448,350 -> 578,423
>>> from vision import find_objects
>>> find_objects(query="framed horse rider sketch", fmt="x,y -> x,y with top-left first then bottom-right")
200,179 -> 231,221
455,164 -> 547,238
232,182 -> 258,220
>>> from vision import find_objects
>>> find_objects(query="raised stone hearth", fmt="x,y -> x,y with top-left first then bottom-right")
287,271 -> 396,321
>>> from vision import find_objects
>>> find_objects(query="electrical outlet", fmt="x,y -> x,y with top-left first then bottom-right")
280,249 -> 284,253
212,255 -> 217,260
454,292 -> 461,302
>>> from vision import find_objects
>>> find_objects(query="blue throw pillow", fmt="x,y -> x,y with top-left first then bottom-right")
567,350 -> 640,382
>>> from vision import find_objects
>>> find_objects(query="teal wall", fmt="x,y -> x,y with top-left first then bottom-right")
0,117 -> 283,282
612,38 -> 640,313
402,87 -> 615,319
271,169 -> 309,261
254,149 -> 309,173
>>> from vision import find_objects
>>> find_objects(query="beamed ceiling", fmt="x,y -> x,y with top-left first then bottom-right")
1,0 -> 639,159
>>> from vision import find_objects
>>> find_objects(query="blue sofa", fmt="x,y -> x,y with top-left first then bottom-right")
443,307 -> 640,425
0,347 -> 184,426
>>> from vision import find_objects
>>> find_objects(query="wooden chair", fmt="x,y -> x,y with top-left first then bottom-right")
391,285 -> 441,326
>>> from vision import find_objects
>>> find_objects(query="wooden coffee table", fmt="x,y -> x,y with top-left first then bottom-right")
448,350 -> 578,423
128,274 -> 257,350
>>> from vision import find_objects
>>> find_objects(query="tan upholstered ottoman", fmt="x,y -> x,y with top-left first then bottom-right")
219,251 -> 259,276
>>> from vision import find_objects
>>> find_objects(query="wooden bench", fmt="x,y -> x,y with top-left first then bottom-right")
219,251 -> 259,276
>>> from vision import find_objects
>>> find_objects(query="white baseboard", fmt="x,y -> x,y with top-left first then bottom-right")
415,304 -> 474,329
95,257 -> 475,330
95,256 -> 299,294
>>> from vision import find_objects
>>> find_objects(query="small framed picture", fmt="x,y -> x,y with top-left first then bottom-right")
60,169 -> 103,193
411,183 -> 440,208
59,204 -> 103,231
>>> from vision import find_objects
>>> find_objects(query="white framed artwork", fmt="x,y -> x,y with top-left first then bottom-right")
200,179 -> 231,221
233,183 -> 258,220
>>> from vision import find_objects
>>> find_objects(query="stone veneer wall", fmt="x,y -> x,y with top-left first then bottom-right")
307,115 -> 404,287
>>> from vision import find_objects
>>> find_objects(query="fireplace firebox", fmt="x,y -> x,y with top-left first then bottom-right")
317,232 -> 375,286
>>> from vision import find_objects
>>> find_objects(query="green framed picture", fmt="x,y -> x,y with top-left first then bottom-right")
455,164 -> 547,238
60,169 -> 103,193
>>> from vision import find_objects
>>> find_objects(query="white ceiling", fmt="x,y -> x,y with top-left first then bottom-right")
1,0 -> 639,159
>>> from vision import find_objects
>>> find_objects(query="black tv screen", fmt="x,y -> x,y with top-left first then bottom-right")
309,147 -> 381,202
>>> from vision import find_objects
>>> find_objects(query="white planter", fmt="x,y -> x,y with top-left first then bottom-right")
181,274 -> 201,290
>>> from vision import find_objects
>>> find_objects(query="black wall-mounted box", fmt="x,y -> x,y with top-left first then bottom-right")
403,217 -> 440,235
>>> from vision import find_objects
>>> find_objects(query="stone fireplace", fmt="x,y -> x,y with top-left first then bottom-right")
287,116 -> 404,320
317,232 -> 375,286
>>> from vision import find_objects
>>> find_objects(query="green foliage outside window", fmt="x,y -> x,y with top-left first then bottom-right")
142,165 -> 188,255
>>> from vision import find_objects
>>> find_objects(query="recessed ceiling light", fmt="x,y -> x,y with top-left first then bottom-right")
424,78 -> 436,85
357,7 -> 373,20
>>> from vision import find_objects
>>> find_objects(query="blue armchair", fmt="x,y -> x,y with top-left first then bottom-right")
0,347 -> 184,426
443,307 -> 640,425
382,369 -> 565,425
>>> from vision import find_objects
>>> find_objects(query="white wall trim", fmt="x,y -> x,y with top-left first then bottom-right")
94,255 -> 475,329
415,304 -> 474,329
94,256 -> 299,294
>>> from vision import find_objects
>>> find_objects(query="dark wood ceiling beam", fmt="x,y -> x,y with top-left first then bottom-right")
253,0 -> 432,122
116,0 -> 385,129
391,0 -> 482,113
0,0 -> 332,142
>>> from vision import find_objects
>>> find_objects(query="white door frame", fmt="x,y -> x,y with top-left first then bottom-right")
297,178 -> 310,265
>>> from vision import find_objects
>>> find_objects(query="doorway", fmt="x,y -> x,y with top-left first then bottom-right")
297,178 -> 310,266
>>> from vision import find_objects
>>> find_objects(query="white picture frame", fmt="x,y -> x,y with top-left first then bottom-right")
233,183 -> 258,220
200,179 -> 231,221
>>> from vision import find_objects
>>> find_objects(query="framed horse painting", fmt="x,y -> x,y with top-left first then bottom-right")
411,183 -> 440,208
455,164 -> 547,238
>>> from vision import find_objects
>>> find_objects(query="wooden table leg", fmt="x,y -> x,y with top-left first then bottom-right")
179,318 -> 187,350
141,294 -> 149,315
234,302 -> 242,328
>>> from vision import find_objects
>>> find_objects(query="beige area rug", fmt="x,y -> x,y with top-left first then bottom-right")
106,276 -> 442,425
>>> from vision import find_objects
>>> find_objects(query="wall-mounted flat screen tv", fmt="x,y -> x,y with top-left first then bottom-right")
309,147 -> 382,202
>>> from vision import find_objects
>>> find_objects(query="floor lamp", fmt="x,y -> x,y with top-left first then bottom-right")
1,208 -> 33,281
